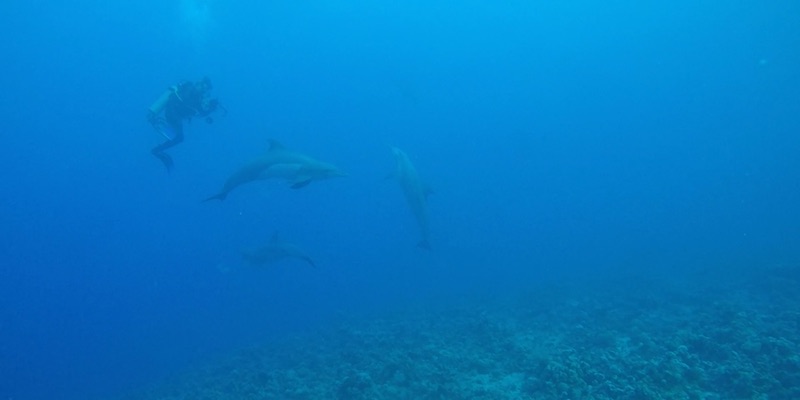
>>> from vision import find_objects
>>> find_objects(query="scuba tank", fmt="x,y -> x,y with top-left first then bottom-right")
148,87 -> 174,115
148,85 -> 180,141
149,81 -> 190,115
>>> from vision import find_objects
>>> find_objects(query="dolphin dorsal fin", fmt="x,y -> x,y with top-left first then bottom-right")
269,232 -> 280,243
268,139 -> 286,152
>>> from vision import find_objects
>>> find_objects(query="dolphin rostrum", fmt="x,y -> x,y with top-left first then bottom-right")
242,233 -> 316,268
390,147 -> 433,249
204,140 -> 345,201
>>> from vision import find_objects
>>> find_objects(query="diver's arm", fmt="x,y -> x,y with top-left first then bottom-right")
197,98 -> 219,118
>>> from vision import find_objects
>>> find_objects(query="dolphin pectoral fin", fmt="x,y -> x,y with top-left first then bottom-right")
303,257 -> 317,268
291,178 -> 312,189
203,191 -> 228,202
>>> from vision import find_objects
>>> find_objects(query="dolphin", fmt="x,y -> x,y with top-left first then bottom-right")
204,140 -> 345,201
390,147 -> 433,249
242,233 -> 316,268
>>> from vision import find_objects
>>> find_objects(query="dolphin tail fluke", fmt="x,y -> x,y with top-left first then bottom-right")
241,248 -> 254,264
424,184 -> 434,198
303,257 -> 317,268
203,192 -> 227,202
417,239 -> 431,250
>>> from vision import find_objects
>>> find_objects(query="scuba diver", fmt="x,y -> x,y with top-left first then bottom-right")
147,77 -> 225,171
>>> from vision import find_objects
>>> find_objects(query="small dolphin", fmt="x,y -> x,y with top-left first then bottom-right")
204,140 -> 345,201
242,233 -> 316,268
390,147 -> 433,249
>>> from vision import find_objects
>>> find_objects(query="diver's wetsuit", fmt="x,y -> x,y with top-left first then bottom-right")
151,82 -> 217,171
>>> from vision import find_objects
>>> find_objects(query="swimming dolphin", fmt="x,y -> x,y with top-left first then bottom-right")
204,140 -> 345,201
242,233 -> 316,268
390,147 -> 432,249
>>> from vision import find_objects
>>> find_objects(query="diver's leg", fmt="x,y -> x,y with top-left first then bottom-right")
151,145 -> 175,171
151,123 -> 184,171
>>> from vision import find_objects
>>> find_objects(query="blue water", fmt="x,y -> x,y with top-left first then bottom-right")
1,1 -> 799,399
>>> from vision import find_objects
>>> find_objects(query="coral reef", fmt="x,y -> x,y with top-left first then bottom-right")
118,265 -> 800,400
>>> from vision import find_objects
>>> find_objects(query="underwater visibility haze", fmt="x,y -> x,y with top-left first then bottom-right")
1,0 -> 800,398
